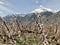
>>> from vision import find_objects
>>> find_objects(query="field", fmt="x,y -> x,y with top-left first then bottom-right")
0,16 -> 60,45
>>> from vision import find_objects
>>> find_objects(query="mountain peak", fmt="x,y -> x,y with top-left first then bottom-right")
31,7 -> 58,13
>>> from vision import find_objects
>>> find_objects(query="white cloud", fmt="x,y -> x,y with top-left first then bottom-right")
0,0 -> 11,5
35,1 -> 39,4
0,0 -> 22,17
40,5 -> 44,8
32,0 -> 40,4
0,0 -> 15,17
0,5 -> 13,13
0,1 -> 5,4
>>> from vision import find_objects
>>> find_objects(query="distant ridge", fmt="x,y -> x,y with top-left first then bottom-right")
3,7 -> 60,25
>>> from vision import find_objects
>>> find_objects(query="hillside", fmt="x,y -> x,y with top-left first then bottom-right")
3,7 -> 59,25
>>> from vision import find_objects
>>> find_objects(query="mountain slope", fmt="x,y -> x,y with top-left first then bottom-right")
3,7 -> 60,24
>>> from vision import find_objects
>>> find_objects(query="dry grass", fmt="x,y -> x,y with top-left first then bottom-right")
0,16 -> 60,45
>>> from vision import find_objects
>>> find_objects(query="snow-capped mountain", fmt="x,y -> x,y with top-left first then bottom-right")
31,7 -> 58,13
3,7 -> 60,25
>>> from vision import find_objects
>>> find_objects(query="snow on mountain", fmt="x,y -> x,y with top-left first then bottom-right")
31,7 -> 58,13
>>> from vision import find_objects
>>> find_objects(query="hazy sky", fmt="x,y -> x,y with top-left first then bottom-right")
0,0 -> 60,17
